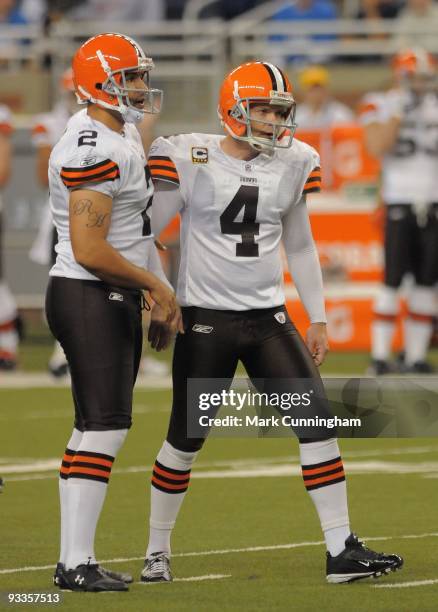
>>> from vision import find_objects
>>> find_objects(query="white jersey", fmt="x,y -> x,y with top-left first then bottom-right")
32,101 -> 71,148
148,133 -> 320,310
49,109 -> 154,281
360,88 -> 438,204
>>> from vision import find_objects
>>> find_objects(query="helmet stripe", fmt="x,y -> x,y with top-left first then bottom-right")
262,62 -> 285,92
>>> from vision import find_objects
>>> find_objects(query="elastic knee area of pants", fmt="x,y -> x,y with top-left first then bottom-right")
408,286 -> 436,316
374,287 -> 399,316
79,429 -> 128,457
66,428 -> 83,451
299,437 -> 340,463
158,440 -> 198,471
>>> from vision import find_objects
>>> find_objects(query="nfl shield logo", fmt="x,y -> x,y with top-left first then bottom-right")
274,312 -> 286,324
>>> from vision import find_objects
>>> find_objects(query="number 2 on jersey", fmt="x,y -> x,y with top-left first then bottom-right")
220,185 -> 260,257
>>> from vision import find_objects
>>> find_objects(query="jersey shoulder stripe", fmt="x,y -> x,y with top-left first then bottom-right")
148,155 -> 180,185
60,158 -> 120,188
303,166 -> 321,193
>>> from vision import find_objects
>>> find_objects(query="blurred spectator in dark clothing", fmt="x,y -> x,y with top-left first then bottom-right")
357,0 -> 401,21
196,0 -> 264,19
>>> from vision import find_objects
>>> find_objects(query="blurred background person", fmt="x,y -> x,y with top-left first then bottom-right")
268,0 -> 338,66
0,0 -> 28,25
356,0 -> 401,22
0,102 -> 17,370
29,68 -> 77,377
296,65 -> 355,129
360,49 -> 438,374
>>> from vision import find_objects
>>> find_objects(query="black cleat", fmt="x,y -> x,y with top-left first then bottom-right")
140,552 -> 173,582
367,359 -> 393,376
54,562 -> 132,589
0,357 -> 17,371
326,533 -> 403,583
404,360 -> 435,374
60,563 -> 129,592
48,363 -> 69,378
0,477 -> 3,493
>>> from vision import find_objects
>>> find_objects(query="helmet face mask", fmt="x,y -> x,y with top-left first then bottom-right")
229,96 -> 297,152
218,61 -> 297,153
73,33 -> 163,124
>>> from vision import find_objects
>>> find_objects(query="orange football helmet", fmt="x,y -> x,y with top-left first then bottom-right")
72,32 -> 163,124
218,61 -> 296,151
392,49 -> 437,79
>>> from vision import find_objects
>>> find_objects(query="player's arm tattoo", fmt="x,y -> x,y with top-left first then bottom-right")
72,198 -> 109,228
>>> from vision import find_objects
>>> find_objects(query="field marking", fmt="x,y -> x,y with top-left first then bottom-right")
3,458 -> 438,483
1,532 -> 438,576
3,445 -> 436,475
138,574 -> 231,584
0,373 -> 172,389
373,578 -> 438,589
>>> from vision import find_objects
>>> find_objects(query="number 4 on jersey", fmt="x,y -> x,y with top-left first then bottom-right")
220,185 -> 260,257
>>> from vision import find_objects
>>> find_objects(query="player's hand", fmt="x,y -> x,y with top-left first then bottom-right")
306,323 -> 329,367
148,303 -> 173,351
149,281 -> 184,336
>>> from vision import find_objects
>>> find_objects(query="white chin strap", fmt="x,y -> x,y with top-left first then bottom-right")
77,85 -> 144,124
118,103 -> 144,124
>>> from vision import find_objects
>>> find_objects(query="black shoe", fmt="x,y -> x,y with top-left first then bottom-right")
48,363 -> 69,378
0,357 -> 17,371
54,562 -> 132,588
367,359 -> 393,376
405,360 -> 435,374
61,563 -> 129,592
326,533 -> 403,583
0,477 -> 3,493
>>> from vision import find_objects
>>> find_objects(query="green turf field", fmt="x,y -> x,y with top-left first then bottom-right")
1,382 -> 438,612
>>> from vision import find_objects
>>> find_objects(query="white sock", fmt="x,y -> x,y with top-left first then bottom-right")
371,286 -> 398,361
146,441 -> 198,558
299,438 -> 350,557
65,429 -> 127,570
404,286 -> 436,365
59,428 -> 83,565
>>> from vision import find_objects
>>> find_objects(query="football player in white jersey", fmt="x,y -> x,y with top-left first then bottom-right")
30,68 -> 77,378
0,103 -> 19,370
46,32 -> 182,593
361,49 -> 438,374
141,62 -> 403,584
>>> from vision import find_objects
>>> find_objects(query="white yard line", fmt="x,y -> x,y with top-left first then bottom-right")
0,373 -> 173,389
139,574 -> 231,584
373,578 -> 438,589
1,533 -> 437,576
3,459 -> 438,482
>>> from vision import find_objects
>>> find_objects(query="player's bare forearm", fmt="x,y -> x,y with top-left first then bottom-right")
70,189 -> 166,291
365,118 -> 401,157
0,135 -> 11,186
36,145 -> 51,187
